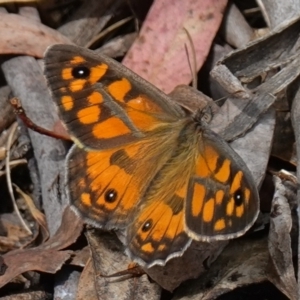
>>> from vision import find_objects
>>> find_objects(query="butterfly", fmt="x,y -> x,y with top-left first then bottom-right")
44,44 -> 259,268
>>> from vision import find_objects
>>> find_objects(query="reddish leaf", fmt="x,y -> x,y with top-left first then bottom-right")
123,0 -> 227,93
0,13 -> 72,57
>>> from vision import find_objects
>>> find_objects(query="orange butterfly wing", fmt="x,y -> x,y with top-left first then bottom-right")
44,44 -> 185,150
67,122 -> 186,230
126,183 -> 192,267
184,127 -> 259,241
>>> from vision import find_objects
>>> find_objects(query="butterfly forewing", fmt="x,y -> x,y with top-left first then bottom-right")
44,45 -> 185,150
184,127 -> 259,241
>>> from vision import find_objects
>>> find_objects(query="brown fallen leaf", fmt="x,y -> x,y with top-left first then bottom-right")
123,0 -> 227,93
145,239 -> 227,292
86,229 -> 162,300
173,236 -> 269,300
76,258 -> 98,300
0,207 -> 83,288
69,246 -> 90,268
0,255 -> 7,276
96,33 -> 137,58
0,290 -> 52,300
266,176 -> 297,300
13,183 -> 49,244
39,206 -> 84,251
0,12 -> 71,57
0,213 -> 32,252
0,248 -> 72,288
271,111 -> 296,165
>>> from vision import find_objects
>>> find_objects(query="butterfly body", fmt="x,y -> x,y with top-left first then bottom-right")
44,45 -> 259,267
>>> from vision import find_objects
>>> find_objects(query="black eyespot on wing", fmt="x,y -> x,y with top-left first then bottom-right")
72,66 -> 90,78
142,219 -> 153,232
104,188 -> 118,203
233,188 -> 244,206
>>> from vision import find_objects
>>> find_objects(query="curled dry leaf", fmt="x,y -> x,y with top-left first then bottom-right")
69,246 -> 90,268
39,206 -> 84,251
95,32 -> 138,58
266,176 -> 297,300
0,249 -> 72,288
210,16 -> 300,142
0,255 -> 7,276
0,213 -> 32,252
123,0 -> 227,93
145,240 -> 227,292
86,229 -> 161,300
0,207 -> 83,288
271,111 -> 296,165
0,86 -> 14,133
76,258 -> 98,300
0,12 -> 71,57
174,236 -> 269,300
13,184 -> 50,243
229,108 -> 275,188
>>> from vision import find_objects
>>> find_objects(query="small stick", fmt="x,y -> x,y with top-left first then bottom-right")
5,122 -> 32,235
10,97 -> 70,141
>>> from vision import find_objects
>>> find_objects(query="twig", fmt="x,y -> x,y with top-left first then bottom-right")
5,122 -> 32,235
10,97 -> 70,141
85,16 -> 133,48
183,27 -> 197,89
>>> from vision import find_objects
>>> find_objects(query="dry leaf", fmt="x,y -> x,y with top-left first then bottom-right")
271,111 -> 296,165
174,236 -> 269,300
266,176 -> 297,300
0,213 -> 32,252
0,249 -> 72,288
86,229 -> 162,300
13,184 -> 49,243
0,207 -> 83,288
76,258 -> 98,300
0,12 -> 71,56
69,246 -> 90,268
123,0 -> 227,93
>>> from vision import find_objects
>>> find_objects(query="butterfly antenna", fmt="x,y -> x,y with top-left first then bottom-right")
183,27 -> 197,89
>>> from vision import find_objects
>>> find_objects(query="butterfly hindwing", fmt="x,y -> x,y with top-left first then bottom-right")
126,185 -> 192,267
44,44 -> 185,150
67,125 -> 184,230
67,144 -> 142,228
184,126 -> 259,241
